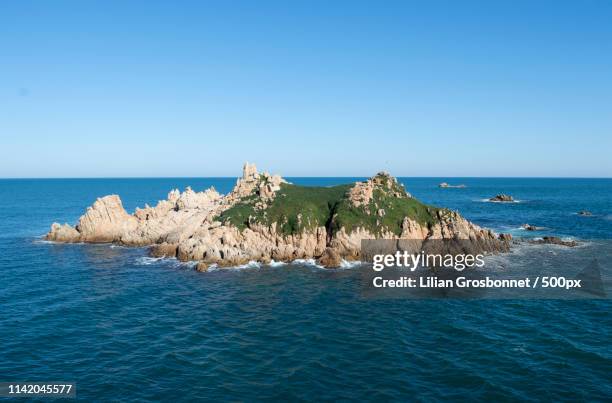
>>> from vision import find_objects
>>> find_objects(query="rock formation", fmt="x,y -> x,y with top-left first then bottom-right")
318,247 -> 343,268
46,163 -> 512,268
529,236 -> 578,247
521,224 -> 545,231
47,195 -> 139,243
348,172 -> 411,206
577,210 -> 593,216
489,194 -> 514,202
439,182 -> 466,188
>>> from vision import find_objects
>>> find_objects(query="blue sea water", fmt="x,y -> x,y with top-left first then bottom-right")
0,177 -> 610,401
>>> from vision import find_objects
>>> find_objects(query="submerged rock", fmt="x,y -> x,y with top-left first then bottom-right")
530,236 -> 578,247
195,262 -> 209,272
46,163 -> 511,266
577,210 -> 593,216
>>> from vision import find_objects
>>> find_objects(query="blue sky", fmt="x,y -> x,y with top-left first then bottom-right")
1,0 -> 611,177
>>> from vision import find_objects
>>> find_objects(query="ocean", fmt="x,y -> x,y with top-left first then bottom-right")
0,177 -> 610,401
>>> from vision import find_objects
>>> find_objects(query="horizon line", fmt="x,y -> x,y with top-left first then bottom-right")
1,175 -> 611,180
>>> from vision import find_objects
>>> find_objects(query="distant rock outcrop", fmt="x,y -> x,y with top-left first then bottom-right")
521,224 -> 545,231
489,194 -> 514,202
439,182 -> 466,188
46,163 -> 512,268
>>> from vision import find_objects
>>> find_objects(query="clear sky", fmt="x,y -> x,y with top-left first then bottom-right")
1,0 -> 611,177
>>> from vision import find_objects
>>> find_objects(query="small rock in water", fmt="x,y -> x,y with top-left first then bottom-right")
439,182 -> 466,188
489,194 -> 514,202
578,210 -> 593,216
530,236 -> 578,247
521,224 -> 544,231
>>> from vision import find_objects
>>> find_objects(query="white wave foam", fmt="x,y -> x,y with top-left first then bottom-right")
477,198 -> 523,203
235,260 -> 262,270
33,239 -> 88,245
268,260 -> 287,267
513,226 -> 549,232
206,261 -> 261,271
292,258 -> 324,269
171,260 -> 197,269
33,239 -> 58,244
339,259 -> 363,269
292,258 -> 364,270
135,256 -> 199,269
292,258 -> 316,265
135,256 -> 165,265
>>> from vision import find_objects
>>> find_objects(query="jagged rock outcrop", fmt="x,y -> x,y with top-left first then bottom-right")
46,163 -> 511,268
400,217 -> 429,239
330,227 -> 381,260
318,247 -> 342,268
348,172 -> 411,207
175,187 -> 221,210
48,195 -> 138,243
225,162 -> 286,205
46,222 -> 80,242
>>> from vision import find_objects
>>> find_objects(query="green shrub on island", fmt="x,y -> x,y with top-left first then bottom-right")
218,173 -> 440,237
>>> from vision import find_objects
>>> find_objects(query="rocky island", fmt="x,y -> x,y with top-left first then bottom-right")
46,163 -> 511,269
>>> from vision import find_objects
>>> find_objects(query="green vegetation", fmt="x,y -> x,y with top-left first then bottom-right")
218,183 -> 352,235
331,190 -> 439,236
216,176 -> 440,237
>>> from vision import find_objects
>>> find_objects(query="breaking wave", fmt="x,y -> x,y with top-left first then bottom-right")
292,258 -> 324,269
135,256 -> 166,265
207,261 -> 261,271
339,259 -> 363,269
